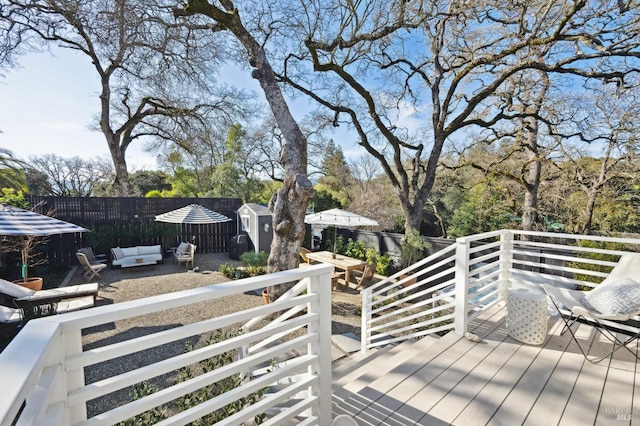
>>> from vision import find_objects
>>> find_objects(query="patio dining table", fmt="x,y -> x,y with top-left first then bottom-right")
305,250 -> 367,286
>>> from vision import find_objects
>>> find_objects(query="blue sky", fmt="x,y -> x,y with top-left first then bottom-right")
0,46 -> 370,172
0,47 -> 186,169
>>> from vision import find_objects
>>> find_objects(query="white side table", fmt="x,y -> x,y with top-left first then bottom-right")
507,288 -> 549,345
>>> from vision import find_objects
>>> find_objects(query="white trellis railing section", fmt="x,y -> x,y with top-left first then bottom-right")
0,263 -> 334,426
361,230 -> 640,352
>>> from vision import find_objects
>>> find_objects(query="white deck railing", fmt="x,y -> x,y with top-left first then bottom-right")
0,263 -> 334,426
361,229 -> 640,352
4,230 -> 640,424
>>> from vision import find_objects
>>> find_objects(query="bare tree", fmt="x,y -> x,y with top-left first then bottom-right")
174,0 -> 315,300
279,0 -> 640,237
28,154 -> 113,196
450,70 -> 554,232
1,0 -> 250,195
554,82 -> 640,234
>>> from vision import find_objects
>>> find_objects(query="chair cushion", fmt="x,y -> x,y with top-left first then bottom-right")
0,305 -> 20,323
0,278 -> 35,298
176,242 -> 189,254
585,278 -> 640,316
600,253 -> 640,286
111,247 -> 124,260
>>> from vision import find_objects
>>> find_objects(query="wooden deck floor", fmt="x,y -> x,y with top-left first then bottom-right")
332,304 -> 639,425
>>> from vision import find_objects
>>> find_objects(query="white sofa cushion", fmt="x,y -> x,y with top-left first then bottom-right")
138,245 -> 161,255
15,283 -> 99,302
111,245 -> 162,267
0,278 -> 35,298
120,247 -> 140,257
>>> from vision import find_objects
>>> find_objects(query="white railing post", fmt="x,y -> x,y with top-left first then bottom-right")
64,328 -> 87,423
360,288 -> 372,353
500,231 -> 513,302
46,327 -> 71,425
454,237 -> 470,335
309,269 -> 332,425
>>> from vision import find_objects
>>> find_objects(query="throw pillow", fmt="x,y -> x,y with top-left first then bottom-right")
111,247 -> 124,260
176,242 -> 189,254
585,277 -> 640,316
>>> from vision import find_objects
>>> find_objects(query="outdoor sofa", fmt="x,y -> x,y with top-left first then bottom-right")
0,278 -> 98,327
111,245 -> 163,268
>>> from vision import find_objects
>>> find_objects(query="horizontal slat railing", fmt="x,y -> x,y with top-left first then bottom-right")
0,264 -> 334,426
361,244 -> 458,351
5,229 -> 640,424
361,229 -> 640,354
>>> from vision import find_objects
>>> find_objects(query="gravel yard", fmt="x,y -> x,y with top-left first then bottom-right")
65,253 -> 362,345
26,252 -> 362,418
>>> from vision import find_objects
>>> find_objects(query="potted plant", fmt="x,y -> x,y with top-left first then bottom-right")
1,199 -> 87,291
5,234 -> 47,291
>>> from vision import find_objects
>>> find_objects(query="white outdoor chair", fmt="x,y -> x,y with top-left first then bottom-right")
542,253 -> 640,363
174,242 -> 196,269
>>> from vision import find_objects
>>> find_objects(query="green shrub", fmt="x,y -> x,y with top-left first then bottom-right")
246,265 -> 267,276
340,238 -> 392,275
326,234 -> 346,254
374,253 -> 393,276
119,329 -> 267,425
240,251 -> 269,267
218,264 -> 251,279
218,264 -> 236,279
118,382 -> 166,425
345,239 -> 368,260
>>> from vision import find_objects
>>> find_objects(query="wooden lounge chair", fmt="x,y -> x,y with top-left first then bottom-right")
331,271 -> 346,290
299,247 -> 311,263
76,252 -> 107,279
354,263 -> 375,289
77,247 -> 107,265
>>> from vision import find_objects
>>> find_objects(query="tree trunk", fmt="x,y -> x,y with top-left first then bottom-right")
427,199 -> 447,238
99,69 -> 130,196
522,123 -> 541,233
520,72 -> 548,236
176,1 -> 315,300
582,189 -> 598,235
108,139 -> 130,196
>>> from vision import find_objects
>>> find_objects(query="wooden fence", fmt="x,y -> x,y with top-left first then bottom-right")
22,196 -> 243,266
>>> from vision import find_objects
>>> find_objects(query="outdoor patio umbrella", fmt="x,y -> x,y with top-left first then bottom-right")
154,204 -> 232,225
155,204 -> 232,252
0,204 -> 89,236
0,203 -> 89,282
304,208 -> 378,256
